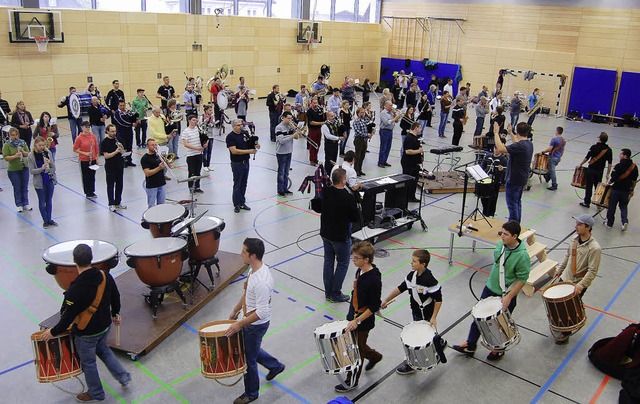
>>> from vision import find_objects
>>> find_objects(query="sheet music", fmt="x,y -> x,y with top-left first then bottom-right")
466,165 -> 489,181
376,177 -> 398,185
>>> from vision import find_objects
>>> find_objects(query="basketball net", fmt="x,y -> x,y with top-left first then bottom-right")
35,36 -> 49,53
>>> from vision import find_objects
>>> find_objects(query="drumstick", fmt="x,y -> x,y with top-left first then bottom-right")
192,223 -> 199,246
115,314 -> 121,346
376,299 -> 396,317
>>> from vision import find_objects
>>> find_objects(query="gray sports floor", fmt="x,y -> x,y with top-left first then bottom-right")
1,99 -> 638,403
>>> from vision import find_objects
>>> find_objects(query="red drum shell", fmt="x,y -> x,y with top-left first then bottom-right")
199,320 -> 247,379
31,330 -> 82,383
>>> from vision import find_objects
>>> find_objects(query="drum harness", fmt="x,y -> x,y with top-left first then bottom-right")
497,241 -> 521,297
405,272 -> 437,321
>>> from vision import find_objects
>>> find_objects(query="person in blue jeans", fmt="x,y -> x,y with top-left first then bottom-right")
226,238 -> 285,404
378,100 -> 402,167
41,243 -> 131,403
227,119 -> 259,212
381,249 -> 443,375
27,136 -> 57,228
542,126 -> 565,190
438,91 -> 453,138
57,86 -> 83,143
275,112 -> 299,196
320,168 -> 360,302
494,122 -> 533,223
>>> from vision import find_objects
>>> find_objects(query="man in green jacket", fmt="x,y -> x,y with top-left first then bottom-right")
452,220 -> 530,360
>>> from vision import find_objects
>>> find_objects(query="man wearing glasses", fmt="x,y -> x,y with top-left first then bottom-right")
451,220 -> 530,361
226,119 -> 258,213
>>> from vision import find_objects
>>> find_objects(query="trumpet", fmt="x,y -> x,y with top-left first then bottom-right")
45,137 -> 54,149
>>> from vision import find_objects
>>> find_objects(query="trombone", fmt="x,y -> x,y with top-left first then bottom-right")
155,145 -> 178,181
289,121 -> 318,149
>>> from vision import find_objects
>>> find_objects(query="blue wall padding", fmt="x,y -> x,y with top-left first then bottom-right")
567,66 -> 616,118
380,57 -> 460,97
614,71 -> 640,117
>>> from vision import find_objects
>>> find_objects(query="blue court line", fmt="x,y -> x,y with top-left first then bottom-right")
55,182 -> 140,226
0,360 -> 32,377
0,201 -> 60,242
270,245 -> 323,268
531,262 -> 640,403
180,323 -> 310,403
221,212 -> 305,240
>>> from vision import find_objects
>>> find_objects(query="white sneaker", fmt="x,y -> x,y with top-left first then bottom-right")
109,205 -> 116,212
24,205 -> 33,211
17,206 -> 23,213
621,223 -> 628,231
203,167 -> 209,172
603,220 -> 612,229
116,205 -> 127,210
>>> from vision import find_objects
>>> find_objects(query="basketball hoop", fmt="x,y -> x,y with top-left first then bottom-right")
34,36 -> 49,53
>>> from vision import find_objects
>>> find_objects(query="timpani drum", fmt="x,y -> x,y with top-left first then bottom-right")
400,321 -> 440,372
542,282 -> 587,333
313,320 -> 361,375
31,330 -> 82,383
171,216 -> 225,262
141,204 -> 188,238
593,183 -> 611,208
43,240 -> 119,290
199,320 -> 246,380
472,136 -> 487,149
531,153 -> 549,175
124,238 -> 188,287
471,297 -> 521,351
571,167 -> 587,189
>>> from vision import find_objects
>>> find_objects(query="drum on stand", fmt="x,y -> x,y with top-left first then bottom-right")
313,320 -> 361,388
531,153 -> 549,175
472,136 -> 487,150
474,178 -> 494,199
42,240 -> 119,290
31,330 -> 82,382
471,297 -> 520,351
141,204 -> 188,238
124,237 -> 189,319
199,320 -> 247,382
593,183 -> 611,208
571,167 -> 587,189
542,282 -> 586,334
400,321 -> 440,371
172,216 -> 225,262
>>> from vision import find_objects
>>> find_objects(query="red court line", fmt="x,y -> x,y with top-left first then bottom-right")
589,375 -> 611,404
584,304 -> 637,324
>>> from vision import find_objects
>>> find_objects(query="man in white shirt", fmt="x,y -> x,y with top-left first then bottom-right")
331,151 -> 361,190
181,114 -> 206,193
443,78 -> 453,97
226,238 -> 285,404
327,88 -> 342,115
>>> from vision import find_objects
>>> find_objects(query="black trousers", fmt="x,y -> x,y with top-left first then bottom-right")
80,160 -> 96,196
324,140 -> 338,173
452,122 -> 463,146
402,164 -> 420,200
116,128 -> 134,164
186,154 -> 203,190
584,168 -> 604,205
135,120 -> 148,147
105,168 -> 124,206
354,137 -> 368,174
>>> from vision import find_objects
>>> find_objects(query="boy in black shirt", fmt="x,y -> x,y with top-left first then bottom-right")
381,249 -> 442,375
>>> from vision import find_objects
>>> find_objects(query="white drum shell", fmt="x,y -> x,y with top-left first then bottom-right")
313,321 -> 361,375
400,321 -> 439,371
472,297 -> 521,351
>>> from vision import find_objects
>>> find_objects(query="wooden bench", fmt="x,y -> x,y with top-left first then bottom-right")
523,259 -> 558,297
526,242 -> 547,262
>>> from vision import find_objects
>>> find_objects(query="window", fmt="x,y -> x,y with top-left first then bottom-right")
357,0 -> 379,23
39,0 -> 92,8
96,0 -> 141,11
310,0 -> 330,21
334,0 -> 355,22
1,0 -> 22,5
272,0 -> 294,19
238,1 -> 267,17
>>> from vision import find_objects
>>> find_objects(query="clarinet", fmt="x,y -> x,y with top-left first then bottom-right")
43,150 -> 55,181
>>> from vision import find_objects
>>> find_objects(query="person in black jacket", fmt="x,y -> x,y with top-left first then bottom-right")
336,241 -> 383,392
605,148 -> 638,230
480,142 -> 508,217
401,122 -> 423,203
579,132 -> 613,208
320,168 -> 360,303
41,244 -> 131,403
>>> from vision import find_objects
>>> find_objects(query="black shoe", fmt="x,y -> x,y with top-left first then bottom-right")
86,194 -> 98,199
49,220 -> 58,227
328,294 -> 350,303
284,190 -> 293,195
358,172 -> 366,177
334,381 -> 358,392
408,197 -> 421,203
240,204 -> 251,211
234,206 -> 240,213
579,202 -> 590,208
396,363 -> 416,375
451,343 -> 476,356
486,351 -> 505,361
194,188 -> 204,194
383,162 -> 392,167
378,164 -> 386,168
266,365 -> 285,381
277,192 -> 286,197
365,355 -> 382,371
43,222 -> 51,229
547,186 -> 557,191
233,393 -> 257,404
127,162 -> 137,167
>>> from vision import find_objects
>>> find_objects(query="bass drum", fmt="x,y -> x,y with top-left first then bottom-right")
124,238 -> 188,287
217,91 -> 229,110
42,240 -> 119,290
172,216 -> 225,262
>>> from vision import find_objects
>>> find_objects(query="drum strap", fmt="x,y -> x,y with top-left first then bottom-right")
588,149 -> 608,166
73,271 -> 106,331
550,139 -> 565,155
617,163 -> 637,182
352,271 -> 367,316
406,272 -> 433,311
570,240 -> 578,276
499,246 -> 507,296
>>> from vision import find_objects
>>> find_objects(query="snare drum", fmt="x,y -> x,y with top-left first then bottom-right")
199,320 -> 246,379
542,282 -> 586,333
42,240 -> 119,290
172,216 -> 225,262
474,178 -> 494,199
31,330 -> 82,383
531,153 -> 549,175
593,182 -> 611,208
571,166 -> 587,189
124,238 -> 188,287
472,136 -> 487,149
141,204 -> 188,238
471,297 -> 520,351
313,320 -> 361,375
400,321 -> 440,371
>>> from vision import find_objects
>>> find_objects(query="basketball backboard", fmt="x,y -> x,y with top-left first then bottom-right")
8,9 -> 64,43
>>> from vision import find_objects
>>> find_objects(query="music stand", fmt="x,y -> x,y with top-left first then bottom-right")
463,165 -> 492,228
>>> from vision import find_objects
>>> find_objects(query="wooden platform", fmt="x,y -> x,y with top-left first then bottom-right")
40,250 -> 246,359
418,171 -> 505,195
